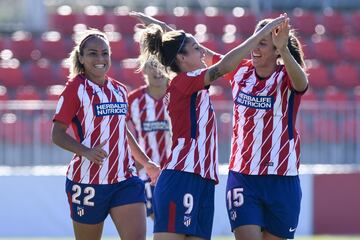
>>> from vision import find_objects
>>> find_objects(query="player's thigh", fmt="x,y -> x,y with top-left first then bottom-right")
263,231 -> 285,240
110,202 -> 146,240
154,232 -> 186,240
185,236 -> 207,240
233,225 -> 262,240
72,221 -> 104,240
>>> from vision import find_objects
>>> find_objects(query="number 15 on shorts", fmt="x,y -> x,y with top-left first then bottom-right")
226,188 -> 244,210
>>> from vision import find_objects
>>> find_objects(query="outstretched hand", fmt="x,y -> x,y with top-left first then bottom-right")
129,11 -> 160,27
272,16 -> 290,51
258,13 -> 288,39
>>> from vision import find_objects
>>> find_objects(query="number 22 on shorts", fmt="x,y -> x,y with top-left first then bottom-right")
71,184 -> 95,206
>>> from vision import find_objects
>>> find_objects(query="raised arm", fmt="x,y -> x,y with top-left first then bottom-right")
272,18 -> 308,92
204,14 -> 287,86
129,11 -> 175,32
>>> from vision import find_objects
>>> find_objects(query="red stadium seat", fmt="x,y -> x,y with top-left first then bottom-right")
301,88 -> 320,102
332,63 -> 359,89
200,8 -> 227,36
312,38 -> 339,63
15,86 -> 41,100
291,9 -> 316,37
340,38 -> 360,62
228,9 -> 257,37
307,63 -> 332,89
48,6 -> 80,35
263,10 -> 283,19
124,39 -> 140,58
222,37 -> 244,53
34,114 -> 53,144
142,6 -> 172,24
172,9 -> 199,34
0,65 -> 25,88
54,64 -> 70,85
322,86 -> 349,103
350,11 -> 360,35
80,6 -> 110,30
38,32 -> 69,61
199,37 -> 219,52
312,118 -> 338,143
0,37 -> 5,50
109,39 -> 129,61
0,85 -> 8,100
353,86 -> 360,102
119,62 -> 143,89
27,61 -> 55,87
0,113 -> 32,144
8,37 -> 37,61
45,85 -> 65,101
302,41 -> 315,60
320,9 -> 347,36
108,8 -> 139,36
106,65 -> 121,80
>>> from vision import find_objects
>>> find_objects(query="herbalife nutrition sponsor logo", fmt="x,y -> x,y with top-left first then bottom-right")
236,91 -> 274,110
142,120 -> 169,132
94,102 -> 128,116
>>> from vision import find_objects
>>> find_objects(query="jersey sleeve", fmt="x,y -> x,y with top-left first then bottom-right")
53,81 -> 81,125
172,69 -> 208,95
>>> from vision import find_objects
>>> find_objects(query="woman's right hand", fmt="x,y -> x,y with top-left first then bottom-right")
259,13 -> 288,37
82,141 -> 108,165
129,11 -> 160,27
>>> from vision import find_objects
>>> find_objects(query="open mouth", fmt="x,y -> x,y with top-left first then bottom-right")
94,64 -> 106,69
252,52 -> 261,58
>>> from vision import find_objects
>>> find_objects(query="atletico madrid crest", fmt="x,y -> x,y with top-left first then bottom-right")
183,215 -> 192,227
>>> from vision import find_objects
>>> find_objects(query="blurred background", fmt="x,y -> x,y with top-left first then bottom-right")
0,0 -> 359,238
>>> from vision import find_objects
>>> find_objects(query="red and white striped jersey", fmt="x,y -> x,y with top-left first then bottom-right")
53,75 -> 136,184
162,70 -> 219,183
127,85 -> 172,180
227,59 -> 305,176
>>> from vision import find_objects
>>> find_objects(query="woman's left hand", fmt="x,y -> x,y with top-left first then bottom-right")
272,15 -> 290,51
144,161 -> 160,185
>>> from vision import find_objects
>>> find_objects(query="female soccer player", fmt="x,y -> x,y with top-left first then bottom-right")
131,11 -> 286,240
223,17 -> 308,240
127,57 -> 172,220
51,29 -> 160,240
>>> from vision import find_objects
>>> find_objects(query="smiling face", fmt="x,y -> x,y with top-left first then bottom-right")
79,36 -> 111,84
251,33 -> 279,73
177,35 -> 206,72
143,62 -> 168,88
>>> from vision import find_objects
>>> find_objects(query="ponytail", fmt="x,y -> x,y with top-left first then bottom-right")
139,24 -> 188,73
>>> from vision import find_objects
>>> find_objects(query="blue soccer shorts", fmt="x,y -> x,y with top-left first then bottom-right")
65,176 -> 145,224
226,171 -> 302,239
153,169 -> 215,240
